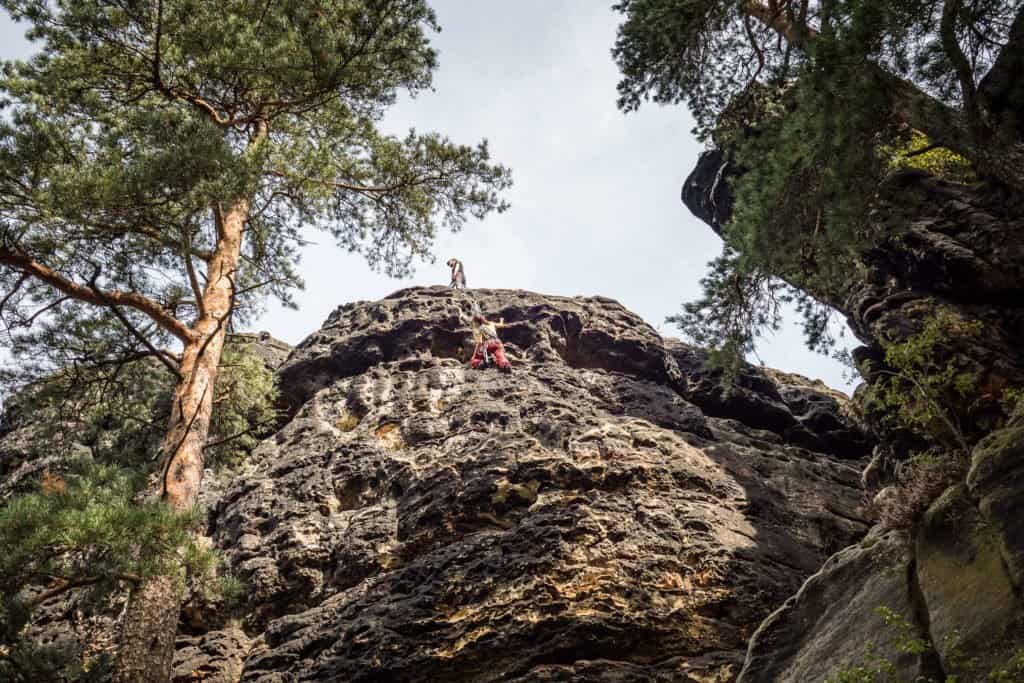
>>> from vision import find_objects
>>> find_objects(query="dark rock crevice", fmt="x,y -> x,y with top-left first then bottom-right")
907,556 -> 948,681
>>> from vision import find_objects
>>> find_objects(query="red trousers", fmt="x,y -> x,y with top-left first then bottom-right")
471,340 -> 510,369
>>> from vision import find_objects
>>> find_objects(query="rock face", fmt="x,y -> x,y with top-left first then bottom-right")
683,149 -> 1024,681
685,152 -> 1024,450
740,528 -> 943,682
170,287 -> 872,681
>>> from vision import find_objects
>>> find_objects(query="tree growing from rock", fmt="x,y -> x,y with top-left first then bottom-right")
613,0 -> 1023,364
0,1 -> 511,679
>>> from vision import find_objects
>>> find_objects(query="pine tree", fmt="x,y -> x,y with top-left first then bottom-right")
613,0 -> 1023,366
614,0 -> 1024,189
0,1 -> 511,679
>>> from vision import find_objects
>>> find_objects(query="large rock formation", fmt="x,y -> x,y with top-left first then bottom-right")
166,287 -> 873,681
683,150 -> 1024,681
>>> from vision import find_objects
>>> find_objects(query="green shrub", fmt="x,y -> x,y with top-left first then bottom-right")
863,308 -> 983,453
0,462 -> 237,678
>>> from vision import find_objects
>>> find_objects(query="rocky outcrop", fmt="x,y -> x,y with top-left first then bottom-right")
0,288 -> 881,680
683,145 -> 1024,681
228,331 -> 293,371
165,287 -> 873,681
740,527 -> 942,682
685,152 -> 1024,451
916,485 -> 1024,678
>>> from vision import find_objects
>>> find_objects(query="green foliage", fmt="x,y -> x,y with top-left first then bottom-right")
826,606 -> 958,683
989,650 -> 1024,683
614,0 -> 1020,372
880,131 -> 976,183
829,607 -> 1024,682
861,309 -> 982,526
0,460 -> 236,677
999,387 -> 1024,417
0,0 -> 511,295
2,340 -> 279,472
666,65 -> 888,369
825,655 -> 895,683
864,309 -> 983,451
0,0 -> 512,473
613,0 -> 770,139
0,636 -> 112,683
0,461 -> 202,597
668,248 -> 786,380
668,245 -> 838,384
875,606 -> 933,656
613,0 -> 1018,142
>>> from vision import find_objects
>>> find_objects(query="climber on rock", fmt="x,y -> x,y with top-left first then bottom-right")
447,258 -> 466,289
469,313 -> 511,372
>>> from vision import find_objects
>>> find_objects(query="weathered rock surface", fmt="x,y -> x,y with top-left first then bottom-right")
967,408 -> 1024,591
0,288 -> 878,680
916,485 -> 1024,679
683,143 -> 1024,682
174,287 -> 873,681
739,528 -> 942,682
685,152 -> 1024,452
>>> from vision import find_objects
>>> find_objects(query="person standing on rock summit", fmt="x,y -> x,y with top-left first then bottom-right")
447,258 -> 466,288
469,313 -> 511,372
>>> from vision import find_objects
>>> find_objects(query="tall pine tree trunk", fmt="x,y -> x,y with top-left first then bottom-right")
114,196 -> 249,683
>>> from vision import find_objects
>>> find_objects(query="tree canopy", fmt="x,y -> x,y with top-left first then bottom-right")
614,0 -> 1024,370
0,0 -> 510,364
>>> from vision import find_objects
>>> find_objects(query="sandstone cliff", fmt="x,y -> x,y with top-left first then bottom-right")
179,287 -> 871,681
684,152 -> 1024,682
15,284 -> 1018,680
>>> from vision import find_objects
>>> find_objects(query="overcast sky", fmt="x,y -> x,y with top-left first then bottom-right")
0,2 -> 857,390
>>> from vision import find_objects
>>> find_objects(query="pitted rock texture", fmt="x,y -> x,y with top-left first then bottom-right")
187,288 -> 872,682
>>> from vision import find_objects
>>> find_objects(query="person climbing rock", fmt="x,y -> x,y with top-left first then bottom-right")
469,313 -> 511,372
447,258 -> 466,289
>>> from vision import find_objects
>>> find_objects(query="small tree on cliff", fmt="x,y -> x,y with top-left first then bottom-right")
0,0 -> 510,679
612,0 -> 1024,363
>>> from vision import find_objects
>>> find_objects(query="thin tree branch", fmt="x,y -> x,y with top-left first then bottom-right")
25,572 -> 142,609
89,220 -> 213,261
102,301 -> 183,381
182,230 -> 206,319
941,0 -> 981,133
202,417 -> 277,452
875,369 -> 971,454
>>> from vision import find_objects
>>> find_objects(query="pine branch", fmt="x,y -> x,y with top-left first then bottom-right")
182,230 -> 207,319
202,416 -> 277,451
26,572 -> 142,609
941,0 -> 981,133
0,245 -> 195,342
101,301 -> 183,381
